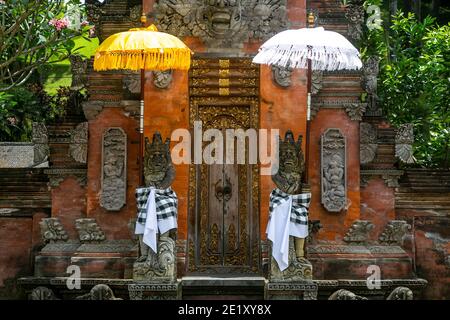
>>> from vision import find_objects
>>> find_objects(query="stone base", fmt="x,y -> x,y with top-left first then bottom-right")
132,261 -> 176,282
265,281 -> 318,300
128,281 -> 181,300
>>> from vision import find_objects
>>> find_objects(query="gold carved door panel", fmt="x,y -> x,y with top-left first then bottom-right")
188,58 -> 260,274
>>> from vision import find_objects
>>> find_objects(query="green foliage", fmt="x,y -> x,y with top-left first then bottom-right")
362,6 -> 450,168
379,13 -> 450,167
0,85 -> 71,142
0,0 -> 91,91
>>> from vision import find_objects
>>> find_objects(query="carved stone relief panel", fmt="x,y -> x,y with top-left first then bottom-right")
321,128 -> 347,212
154,0 -> 288,49
360,122 -> 377,164
69,122 -> 88,164
311,70 -> 323,95
345,3 -> 364,41
100,128 -> 127,211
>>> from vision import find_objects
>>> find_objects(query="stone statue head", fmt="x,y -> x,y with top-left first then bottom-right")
272,130 -> 305,194
201,0 -> 241,36
144,132 -> 175,189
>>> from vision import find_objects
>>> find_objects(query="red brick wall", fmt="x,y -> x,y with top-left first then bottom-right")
51,177 -> 86,239
86,108 -> 140,239
308,109 -> 361,241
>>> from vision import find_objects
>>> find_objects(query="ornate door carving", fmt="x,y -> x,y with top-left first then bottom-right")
188,58 -> 260,274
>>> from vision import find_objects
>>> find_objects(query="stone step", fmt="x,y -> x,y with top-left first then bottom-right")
181,276 -> 265,300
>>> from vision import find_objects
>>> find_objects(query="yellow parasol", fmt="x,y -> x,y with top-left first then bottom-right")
93,24 -> 191,72
93,23 -> 192,185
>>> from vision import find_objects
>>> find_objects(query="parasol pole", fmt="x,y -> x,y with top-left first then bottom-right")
304,12 -> 315,184
139,11 -> 147,187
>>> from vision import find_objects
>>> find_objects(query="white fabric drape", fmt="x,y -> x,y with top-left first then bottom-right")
266,195 -> 309,271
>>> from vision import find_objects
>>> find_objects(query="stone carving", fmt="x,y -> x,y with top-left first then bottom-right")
328,289 -> 367,300
307,220 -> 322,243
343,220 -> 374,245
360,122 -> 378,164
40,218 -> 69,243
75,218 -> 106,243
134,236 -> 176,282
387,287 -> 413,300
69,55 -> 88,90
76,284 -> 122,300
85,1 -> 103,39
273,130 -> 304,195
321,128 -> 346,212
361,56 -> 381,115
29,287 -> 58,300
69,122 -> 88,164
360,169 -> 404,188
32,122 -> 49,164
311,70 -> 323,95
100,128 -> 127,211
271,65 -> 292,88
345,3 -> 364,41
134,132 -> 177,282
154,0 -> 288,49
344,102 -> 367,121
45,168 -> 87,188
269,237 -> 312,282
143,132 -> 175,189
153,70 -> 173,89
123,71 -> 141,95
379,220 -> 411,246
395,124 -> 415,164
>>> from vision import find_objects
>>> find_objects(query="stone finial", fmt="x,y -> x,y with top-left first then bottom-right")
379,220 -> 411,246
32,122 -> 49,164
343,220 -> 374,245
387,287 -> 413,300
76,284 -> 121,300
69,122 -> 88,164
328,289 -> 367,300
29,287 -> 58,300
395,124 -> 415,164
75,218 -> 106,243
39,218 -> 68,243
360,122 -> 378,164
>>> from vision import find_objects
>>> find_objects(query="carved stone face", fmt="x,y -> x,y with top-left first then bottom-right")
279,143 -> 301,175
201,0 -> 241,37
144,132 -> 174,188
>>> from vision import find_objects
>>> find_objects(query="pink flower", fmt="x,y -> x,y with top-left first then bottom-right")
81,20 -> 89,27
49,17 -> 70,31
89,25 -> 96,38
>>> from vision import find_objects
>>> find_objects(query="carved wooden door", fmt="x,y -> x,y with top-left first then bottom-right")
188,58 -> 260,274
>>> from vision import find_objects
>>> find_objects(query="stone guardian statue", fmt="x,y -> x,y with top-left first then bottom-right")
133,132 -> 177,282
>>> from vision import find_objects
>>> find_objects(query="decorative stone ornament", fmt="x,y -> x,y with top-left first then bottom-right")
379,220 -> 411,246
271,65 -> 292,88
395,124 -> 415,164
69,122 -> 88,164
40,218 -> 69,244
360,122 -> 378,164
154,0 -> 288,49
152,70 -> 173,89
321,128 -> 347,212
75,218 -> 106,243
343,220 -> 374,245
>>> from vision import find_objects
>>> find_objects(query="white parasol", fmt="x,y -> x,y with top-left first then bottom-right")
253,25 -> 362,182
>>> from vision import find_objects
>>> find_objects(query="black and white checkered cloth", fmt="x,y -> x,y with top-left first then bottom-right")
136,187 -> 177,225
269,188 -> 311,225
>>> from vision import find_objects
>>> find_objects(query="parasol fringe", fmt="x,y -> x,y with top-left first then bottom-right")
253,45 -> 362,71
93,48 -> 191,71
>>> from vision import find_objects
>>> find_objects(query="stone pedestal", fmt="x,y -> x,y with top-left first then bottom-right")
128,281 -> 181,300
265,237 -> 317,299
